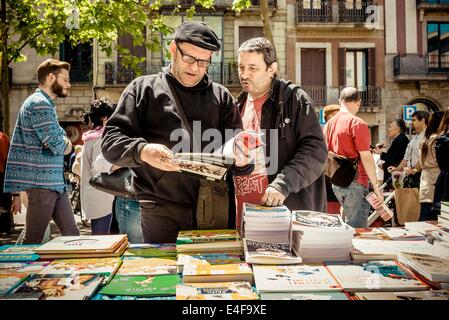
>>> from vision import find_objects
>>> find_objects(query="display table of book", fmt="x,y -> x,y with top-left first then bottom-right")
1,204 -> 449,300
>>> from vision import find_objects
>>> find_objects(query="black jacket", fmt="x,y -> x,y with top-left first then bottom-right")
101,68 -> 244,205
381,132 -> 410,184
235,78 -> 327,212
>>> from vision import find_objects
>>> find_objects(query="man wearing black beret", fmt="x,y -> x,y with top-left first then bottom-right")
102,22 -> 249,243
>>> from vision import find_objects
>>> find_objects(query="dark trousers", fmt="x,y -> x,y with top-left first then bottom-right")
91,213 -> 112,235
140,201 -> 194,243
23,189 -> 79,244
419,203 -> 437,221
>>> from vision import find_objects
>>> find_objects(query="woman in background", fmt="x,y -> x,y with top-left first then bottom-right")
80,98 -> 115,235
433,109 -> 449,216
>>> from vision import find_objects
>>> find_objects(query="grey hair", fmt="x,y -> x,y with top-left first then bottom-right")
238,37 -> 277,67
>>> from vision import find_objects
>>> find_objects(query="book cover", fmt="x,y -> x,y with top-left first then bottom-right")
176,282 -> 259,300
36,235 -> 128,254
118,257 -> 178,276
366,192 -> 393,221
36,240 -> 129,259
177,254 -> 241,267
123,243 -> 177,258
173,153 -> 233,181
0,273 -> 29,295
243,203 -> 291,216
182,263 -> 253,283
243,239 -> 301,265
176,229 -> 241,244
351,239 -> 434,261
2,273 -> 104,300
252,265 -> 340,293
326,261 -> 428,292
0,261 -> 50,275
99,274 -> 180,297
398,252 -> 449,282
377,227 -> 426,241
0,245 -> 40,262
38,257 -> 121,282
354,290 -> 449,300
292,211 -> 345,229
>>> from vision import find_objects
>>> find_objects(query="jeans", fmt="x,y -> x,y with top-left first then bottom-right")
140,201 -> 194,243
91,213 -> 112,235
419,203 -> 437,221
114,197 -> 143,243
23,189 -> 79,244
332,182 -> 370,228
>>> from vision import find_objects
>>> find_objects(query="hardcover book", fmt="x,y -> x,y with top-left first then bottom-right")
243,239 -> 301,265
99,274 -> 180,297
0,245 -> 40,262
2,273 -> 104,300
252,265 -> 340,293
176,282 -> 259,300
36,235 -> 128,254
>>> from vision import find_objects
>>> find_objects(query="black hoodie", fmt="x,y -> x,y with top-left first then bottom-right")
101,67 -> 243,205
235,78 -> 327,212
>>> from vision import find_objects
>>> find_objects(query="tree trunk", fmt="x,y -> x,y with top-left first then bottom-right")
260,0 -> 277,60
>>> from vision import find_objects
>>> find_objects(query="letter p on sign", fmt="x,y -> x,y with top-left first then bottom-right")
403,105 -> 417,124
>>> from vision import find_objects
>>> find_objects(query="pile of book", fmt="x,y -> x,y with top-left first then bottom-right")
176,229 -> 242,255
438,201 -> 449,228
35,235 -> 129,259
242,203 -> 292,244
291,211 -> 354,262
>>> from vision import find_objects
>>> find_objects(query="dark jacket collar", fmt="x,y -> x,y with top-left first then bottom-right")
236,78 -> 280,111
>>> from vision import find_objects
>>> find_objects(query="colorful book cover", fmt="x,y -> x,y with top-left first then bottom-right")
177,254 -> 241,266
0,261 -> 50,275
260,291 -> 349,300
91,293 -> 175,300
123,243 -> 177,258
176,230 -> 241,244
182,263 -> 253,277
243,203 -> 290,216
326,261 -> 428,292
99,274 -> 180,296
38,257 -> 121,282
0,273 -> 29,295
117,257 -> 178,276
252,265 -> 340,293
243,239 -> 301,265
0,245 -> 40,262
176,282 -> 259,300
2,273 -> 104,300
292,211 -> 345,229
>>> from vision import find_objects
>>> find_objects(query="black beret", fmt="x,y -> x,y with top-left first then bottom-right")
174,21 -> 221,52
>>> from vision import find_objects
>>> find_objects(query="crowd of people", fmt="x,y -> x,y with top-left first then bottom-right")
1,21 -> 448,244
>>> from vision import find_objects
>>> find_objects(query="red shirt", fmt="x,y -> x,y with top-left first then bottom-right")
324,111 -> 371,188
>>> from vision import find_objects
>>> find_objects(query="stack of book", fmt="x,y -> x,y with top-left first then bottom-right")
181,262 -> 254,283
35,235 -> 129,259
123,243 -> 177,258
242,203 -> 292,244
0,261 -> 50,295
291,211 -> 354,262
176,253 -> 241,273
438,201 -> 449,228
176,229 -> 242,255
397,252 -> 449,289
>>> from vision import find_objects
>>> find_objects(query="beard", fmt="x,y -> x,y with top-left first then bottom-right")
50,81 -> 67,98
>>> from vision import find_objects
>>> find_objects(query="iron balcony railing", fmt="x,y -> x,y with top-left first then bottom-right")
301,85 -> 382,108
105,62 -> 239,85
393,54 -> 449,76
296,0 -> 376,24
160,0 -> 276,7
416,0 -> 449,9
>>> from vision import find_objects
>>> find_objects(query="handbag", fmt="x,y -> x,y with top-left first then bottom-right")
89,168 -> 137,200
324,151 -> 359,188
161,73 -> 229,229
394,187 -> 420,225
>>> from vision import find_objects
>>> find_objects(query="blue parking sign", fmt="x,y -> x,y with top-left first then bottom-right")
319,109 -> 326,126
403,105 -> 416,123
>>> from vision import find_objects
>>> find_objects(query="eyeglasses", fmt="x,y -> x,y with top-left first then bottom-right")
52,73 -> 70,84
176,42 -> 211,68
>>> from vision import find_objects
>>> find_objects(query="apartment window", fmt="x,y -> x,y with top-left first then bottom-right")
239,27 -> 264,46
345,50 -> 367,88
427,22 -> 449,70
60,41 -> 92,83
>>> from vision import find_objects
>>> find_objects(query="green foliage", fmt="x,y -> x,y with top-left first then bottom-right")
232,0 -> 251,13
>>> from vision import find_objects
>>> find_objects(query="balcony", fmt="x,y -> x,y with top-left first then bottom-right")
301,85 -> 381,110
296,0 -> 376,25
104,62 -> 238,85
393,54 -> 449,81
417,0 -> 449,11
160,0 -> 276,8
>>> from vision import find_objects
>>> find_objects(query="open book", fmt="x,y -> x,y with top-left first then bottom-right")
174,131 -> 263,181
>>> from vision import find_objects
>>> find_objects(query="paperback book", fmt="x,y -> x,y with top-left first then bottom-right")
176,229 -> 241,244
0,245 -> 40,262
123,243 -> 177,258
182,263 -> 253,283
117,257 -> 178,276
243,239 -> 301,265
176,282 -> 259,300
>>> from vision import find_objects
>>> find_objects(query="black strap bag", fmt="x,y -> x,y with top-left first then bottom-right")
324,151 -> 359,188
89,167 -> 137,200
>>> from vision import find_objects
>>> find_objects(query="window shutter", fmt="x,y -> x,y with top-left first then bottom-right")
338,47 -> 346,87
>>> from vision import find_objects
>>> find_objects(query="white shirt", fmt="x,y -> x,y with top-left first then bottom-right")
404,131 -> 425,168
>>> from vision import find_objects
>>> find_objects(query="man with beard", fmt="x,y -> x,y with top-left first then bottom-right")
3,59 -> 79,243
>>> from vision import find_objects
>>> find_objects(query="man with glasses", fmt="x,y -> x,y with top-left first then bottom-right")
102,22 -> 248,243
4,59 -> 79,243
